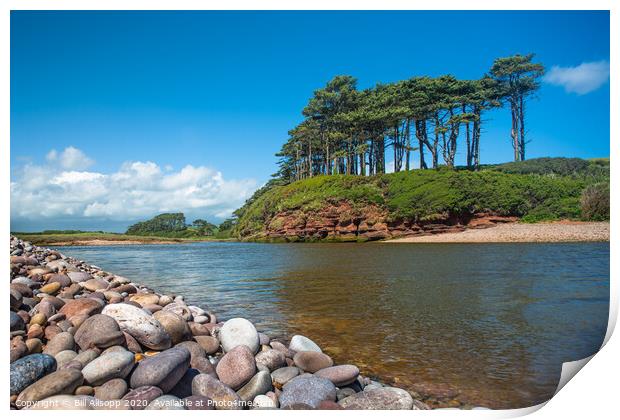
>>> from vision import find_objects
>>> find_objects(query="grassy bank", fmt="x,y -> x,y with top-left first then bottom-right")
10,231 -> 226,246
233,158 -> 609,240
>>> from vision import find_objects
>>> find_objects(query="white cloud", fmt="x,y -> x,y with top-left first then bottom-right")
46,146 -> 95,170
11,147 -> 258,226
544,60 -> 610,95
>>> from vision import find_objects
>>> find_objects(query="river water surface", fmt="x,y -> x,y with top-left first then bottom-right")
57,242 -> 609,409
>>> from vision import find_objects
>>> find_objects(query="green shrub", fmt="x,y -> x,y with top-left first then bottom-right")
233,160 -> 609,239
580,183 -> 610,221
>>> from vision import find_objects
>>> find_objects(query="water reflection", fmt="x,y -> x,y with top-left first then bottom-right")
58,242 -> 609,408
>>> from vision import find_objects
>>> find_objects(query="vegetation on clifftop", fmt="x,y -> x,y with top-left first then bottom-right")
232,158 -> 609,239
275,54 -> 544,182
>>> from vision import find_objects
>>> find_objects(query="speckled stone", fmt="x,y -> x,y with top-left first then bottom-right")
191,373 -> 243,410
338,387 -> 414,409
145,395 -> 186,410
122,386 -> 163,410
15,368 -> 84,407
271,366 -> 300,388
94,378 -> 128,401
255,349 -> 286,371
10,354 -> 57,395
279,375 -> 336,409
215,345 -> 256,390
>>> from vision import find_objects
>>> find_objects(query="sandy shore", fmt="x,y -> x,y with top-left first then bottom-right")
384,221 -> 610,243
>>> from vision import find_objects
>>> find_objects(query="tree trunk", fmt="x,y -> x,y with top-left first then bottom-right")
473,106 -> 481,170
393,125 -> 400,172
519,95 -> 526,161
415,120 -> 427,169
308,140 -> 313,177
405,120 -> 411,171
510,99 -> 520,161
465,110 -> 471,169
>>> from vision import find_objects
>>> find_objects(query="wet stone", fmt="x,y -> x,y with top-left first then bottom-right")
338,387 -> 414,410
293,351 -> 333,373
314,364 -> 360,387
289,335 -> 322,353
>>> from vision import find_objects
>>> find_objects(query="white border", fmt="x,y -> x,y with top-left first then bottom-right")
2,2 -> 616,419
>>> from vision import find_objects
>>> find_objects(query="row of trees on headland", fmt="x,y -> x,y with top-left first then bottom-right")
275,54 -> 545,182
125,213 -> 219,237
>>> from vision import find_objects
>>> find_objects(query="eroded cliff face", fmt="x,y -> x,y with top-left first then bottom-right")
251,202 -> 517,242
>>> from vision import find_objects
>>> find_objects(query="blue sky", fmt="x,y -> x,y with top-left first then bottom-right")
10,11 -> 610,231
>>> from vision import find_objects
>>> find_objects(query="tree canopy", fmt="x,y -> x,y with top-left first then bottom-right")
274,54 -> 543,184
125,213 -> 222,237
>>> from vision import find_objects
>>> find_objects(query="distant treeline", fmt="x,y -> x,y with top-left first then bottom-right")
11,230 -> 107,235
125,213 -> 232,238
275,54 -> 545,183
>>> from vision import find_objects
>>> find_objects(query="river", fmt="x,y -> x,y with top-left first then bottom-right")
57,241 -> 609,409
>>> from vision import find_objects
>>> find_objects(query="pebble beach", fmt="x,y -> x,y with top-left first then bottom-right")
9,236 -> 431,410
385,221 -> 610,243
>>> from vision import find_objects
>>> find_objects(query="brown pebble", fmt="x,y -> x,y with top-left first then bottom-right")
10,337 -> 28,362
44,325 -> 62,341
27,324 -> 44,340
75,386 -> 94,396
17,311 -> 30,325
317,400 -> 343,410
29,313 -> 47,326
68,314 -> 89,329
25,338 -> 43,354
123,332 -> 143,353
188,322 -> 210,337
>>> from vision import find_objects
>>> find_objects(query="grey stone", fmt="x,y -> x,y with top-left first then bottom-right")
82,349 -> 135,386
279,375 -> 336,409
130,347 -> 190,393
218,318 -> 259,354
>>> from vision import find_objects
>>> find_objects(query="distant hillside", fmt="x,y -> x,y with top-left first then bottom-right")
232,158 -> 609,242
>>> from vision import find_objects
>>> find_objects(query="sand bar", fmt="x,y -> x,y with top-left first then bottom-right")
384,221 -> 610,243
